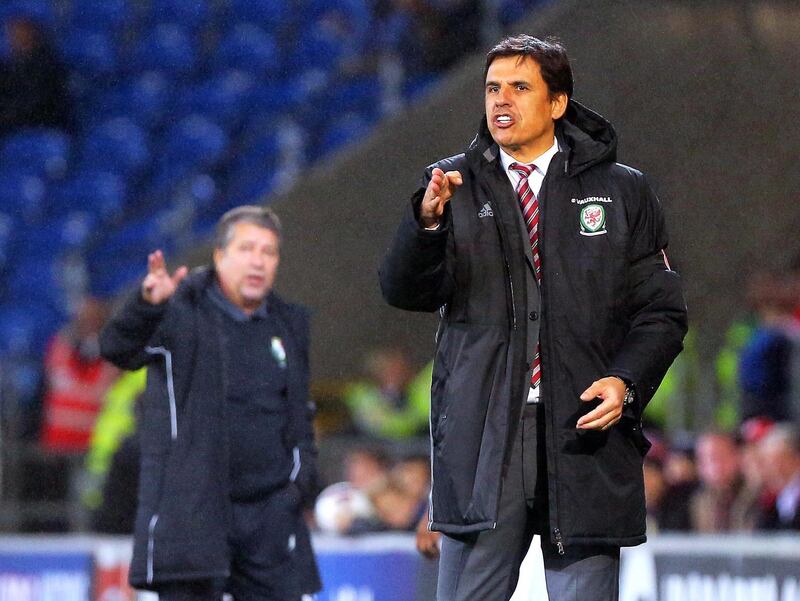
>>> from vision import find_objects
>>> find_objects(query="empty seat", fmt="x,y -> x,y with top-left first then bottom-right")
0,171 -> 46,223
146,0 -> 210,31
131,23 -> 196,77
212,23 -> 279,75
174,71 -> 255,130
60,28 -> 118,77
0,128 -> 70,181
316,112 -> 372,159
78,117 -> 149,177
223,0 -> 289,31
160,113 -> 228,171
48,170 -> 127,222
68,0 -> 130,33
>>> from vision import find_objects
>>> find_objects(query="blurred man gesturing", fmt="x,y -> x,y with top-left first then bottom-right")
101,206 -> 321,601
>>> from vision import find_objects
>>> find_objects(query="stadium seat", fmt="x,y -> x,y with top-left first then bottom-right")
316,112 -> 372,159
0,129 -> 69,181
85,70 -> 172,128
0,0 -> 55,26
5,257 -> 70,323
131,23 -> 196,77
0,302 -> 64,358
223,0 -> 290,31
160,113 -> 228,172
146,0 -> 210,31
173,71 -> 255,131
15,212 -> 96,261
289,18 -> 347,74
0,172 -> 46,223
78,117 -> 149,177
48,170 -> 126,222
60,28 -> 117,77
212,23 -> 279,75
325,75 -> 382,121
68,0 -> 130,33
87,211 -> 179,296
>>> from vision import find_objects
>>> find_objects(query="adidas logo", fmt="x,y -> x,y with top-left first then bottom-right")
478,203 -> 494,218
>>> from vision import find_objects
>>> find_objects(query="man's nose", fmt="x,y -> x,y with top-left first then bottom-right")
494,89 -> 510,106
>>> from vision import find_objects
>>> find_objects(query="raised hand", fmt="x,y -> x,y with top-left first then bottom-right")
419,168 -> 463,228
141,250 -> 188,305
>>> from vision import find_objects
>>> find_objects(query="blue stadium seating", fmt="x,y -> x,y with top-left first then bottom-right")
0,129 -> 69,181
213,23 -> 279,75
316,112 -> 372,159
131,23 -> 196,77
78,118 -> 149,178
47,170 -> 126,222
0,172 -> 47,223
68,0 -> 130,33
60,28 -> 118,77
223,0 -> 290,31
1,0 -> 540,395
174,71 -> 255,131
0,302 -> 63,358
146,0 -> 210,31
86,71 -> 172,128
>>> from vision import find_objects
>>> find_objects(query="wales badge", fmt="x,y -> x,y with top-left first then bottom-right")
579,204 -> 607,236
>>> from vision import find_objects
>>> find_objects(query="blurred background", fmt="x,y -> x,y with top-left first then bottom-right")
0,0 -> 798,599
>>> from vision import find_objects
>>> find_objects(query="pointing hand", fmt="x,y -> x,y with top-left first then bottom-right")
419,168 -> 463,228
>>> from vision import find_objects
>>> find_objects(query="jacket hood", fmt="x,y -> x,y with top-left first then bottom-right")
468,99 -> 617,177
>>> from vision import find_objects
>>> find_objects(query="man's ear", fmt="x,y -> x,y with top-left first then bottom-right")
551,92 -> 568,121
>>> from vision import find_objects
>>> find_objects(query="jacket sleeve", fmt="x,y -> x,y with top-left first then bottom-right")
606,173 -> 688,415
379,169 -> 456,312
99,289 -> 170,371
289,308 -> 321,506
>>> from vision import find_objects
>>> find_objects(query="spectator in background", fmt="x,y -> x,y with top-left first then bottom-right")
343,349 -> 430,441
314,445 -> 391,535
367,474 -> 424,531
690,431 -> 759,532
738,270 -> 800,423
756,424 -> 800,530
40,297 -> 119,454
642,432 -> 693,532
0,16 -> 73,136
82,368 -> 148,534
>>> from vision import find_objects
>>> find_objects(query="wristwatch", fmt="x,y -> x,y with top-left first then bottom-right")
622,385 -> 635,407
611,376 -> 635,406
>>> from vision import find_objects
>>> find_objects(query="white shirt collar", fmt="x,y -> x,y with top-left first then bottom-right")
499,137 -> 560,176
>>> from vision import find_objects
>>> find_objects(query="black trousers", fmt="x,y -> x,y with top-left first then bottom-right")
157,487 -> 304,601
436,403 -> 620,601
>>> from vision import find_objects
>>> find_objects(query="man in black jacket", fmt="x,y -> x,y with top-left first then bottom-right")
380,36 -> 687,601
101,206 -> 321,601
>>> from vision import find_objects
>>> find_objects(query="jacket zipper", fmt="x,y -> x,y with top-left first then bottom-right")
147,514 -> 159,584
145,346 -> 178,440
540,155 -> 566,556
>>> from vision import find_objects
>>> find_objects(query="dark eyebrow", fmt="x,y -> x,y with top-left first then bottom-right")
485,80 -> 530,88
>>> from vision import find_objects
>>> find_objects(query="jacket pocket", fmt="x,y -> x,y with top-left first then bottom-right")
431,322 -> 508,521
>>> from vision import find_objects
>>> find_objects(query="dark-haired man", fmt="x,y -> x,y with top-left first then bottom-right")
380,36 -> 688,601
101,206 -> 321,601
